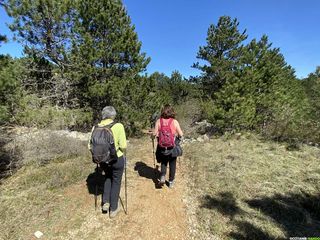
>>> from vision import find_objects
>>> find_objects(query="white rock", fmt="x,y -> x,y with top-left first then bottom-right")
202,134 -> 210,141
197,137 -> 204,142
34,231 -> 43,238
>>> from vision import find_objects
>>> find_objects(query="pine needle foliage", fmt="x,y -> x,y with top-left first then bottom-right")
3,0 -> 161,131
194,16 -> 309,140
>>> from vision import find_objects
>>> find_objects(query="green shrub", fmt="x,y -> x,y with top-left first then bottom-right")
15,94 -> 92,129
0,105 -> 10,123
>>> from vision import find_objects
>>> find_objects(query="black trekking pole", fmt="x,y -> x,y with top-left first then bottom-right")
95,163 -> 99,211
125,156 -> 128,214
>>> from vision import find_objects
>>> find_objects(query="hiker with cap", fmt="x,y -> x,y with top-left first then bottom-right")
153,104 -> 183,188
88,106 -> 127,218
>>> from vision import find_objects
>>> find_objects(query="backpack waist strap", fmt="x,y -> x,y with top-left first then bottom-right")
157,145 -> 174,150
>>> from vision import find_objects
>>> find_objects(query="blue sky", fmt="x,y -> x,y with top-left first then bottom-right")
1,0 -> 319,79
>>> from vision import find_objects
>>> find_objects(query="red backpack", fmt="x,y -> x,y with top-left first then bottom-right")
158,118 -> 175,148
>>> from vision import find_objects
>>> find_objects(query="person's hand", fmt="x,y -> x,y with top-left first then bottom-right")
177,136 -> 184,143
146,129 -> 155,139
142,129 -> 153,135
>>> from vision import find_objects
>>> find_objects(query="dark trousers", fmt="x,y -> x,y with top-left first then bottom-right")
160,157 -> 177,182
100,156 -> 124,211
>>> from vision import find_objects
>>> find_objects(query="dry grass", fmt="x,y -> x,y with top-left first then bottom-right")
0,155 -> 93,239
0,128 -> 89,180
5,129 -> 89,166
0,128 -> 92,239
184,133 -> 320,239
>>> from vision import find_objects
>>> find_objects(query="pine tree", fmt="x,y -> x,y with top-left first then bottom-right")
70,0 -> 151,116
3,0 -> 74,67
302,66 -> 320,120
3,0 -> 78,107
193,16 -> 247,98
169,71 -> 190,104
149,72 -> 173,104
3,0 -> 159,131
195,16 -> 308,134
0,57 -> 24,123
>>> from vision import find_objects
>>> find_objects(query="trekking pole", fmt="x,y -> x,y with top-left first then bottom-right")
119,196 -> 126,214
125,156 -> 128,214
95,163 -> 98,211
151,136 -> 156,169
178,137 -> 182,172
119,156 -> 128,215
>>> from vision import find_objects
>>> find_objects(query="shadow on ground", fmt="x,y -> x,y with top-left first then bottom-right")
200,191 -> 320,239
246,192 -> 320,238
200,192 -> 243,219
134,161 -> 162,189
86,166 -> 105,196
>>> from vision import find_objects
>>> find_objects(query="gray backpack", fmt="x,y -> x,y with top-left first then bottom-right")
91,123 -> 117,164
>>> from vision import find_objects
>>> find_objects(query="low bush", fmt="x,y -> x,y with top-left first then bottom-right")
14,94 -> 92,130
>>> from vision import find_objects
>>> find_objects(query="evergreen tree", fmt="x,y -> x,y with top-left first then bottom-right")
0,57 -> 24,123
195,16 -> 308,135
193,16 -> 247,98
238,35 -> 306,129
149,71 -> 194,105
3,0 -> 159,131
302,66 -> 320,120
149,72 -> 172,104
3,0 -> 74,67
3,0 -> 78,107
70,0 -> 151,116
169,71 -> 190,104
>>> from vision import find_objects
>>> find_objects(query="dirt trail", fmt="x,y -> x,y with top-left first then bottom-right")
63,138 -> 189,240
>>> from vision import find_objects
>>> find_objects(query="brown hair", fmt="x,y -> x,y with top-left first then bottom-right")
160,104 -> 176,119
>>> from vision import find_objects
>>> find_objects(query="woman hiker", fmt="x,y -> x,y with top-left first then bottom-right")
88,106 -> 127,218
153,104 -> 183,188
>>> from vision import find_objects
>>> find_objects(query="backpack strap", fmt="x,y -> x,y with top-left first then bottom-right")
106,121 -> 117,129
160,118 -> 173,127
96,121 -> 116,130
94,121 -> 116,138
103,121 -> 116,137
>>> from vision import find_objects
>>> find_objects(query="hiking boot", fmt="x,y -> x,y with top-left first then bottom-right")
159,175 -> 165,185
168,180 -> 175,188
102,202 -> 110,213
109,207 -> 120,218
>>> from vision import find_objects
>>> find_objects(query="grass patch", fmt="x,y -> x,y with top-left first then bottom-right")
1,128 -> 90,180
184,134 -> 320,239
0,155 -> 93,240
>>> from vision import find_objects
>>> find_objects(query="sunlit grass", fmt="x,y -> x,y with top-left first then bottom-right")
184,133 -> 320,239
0,155 -> 93,239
